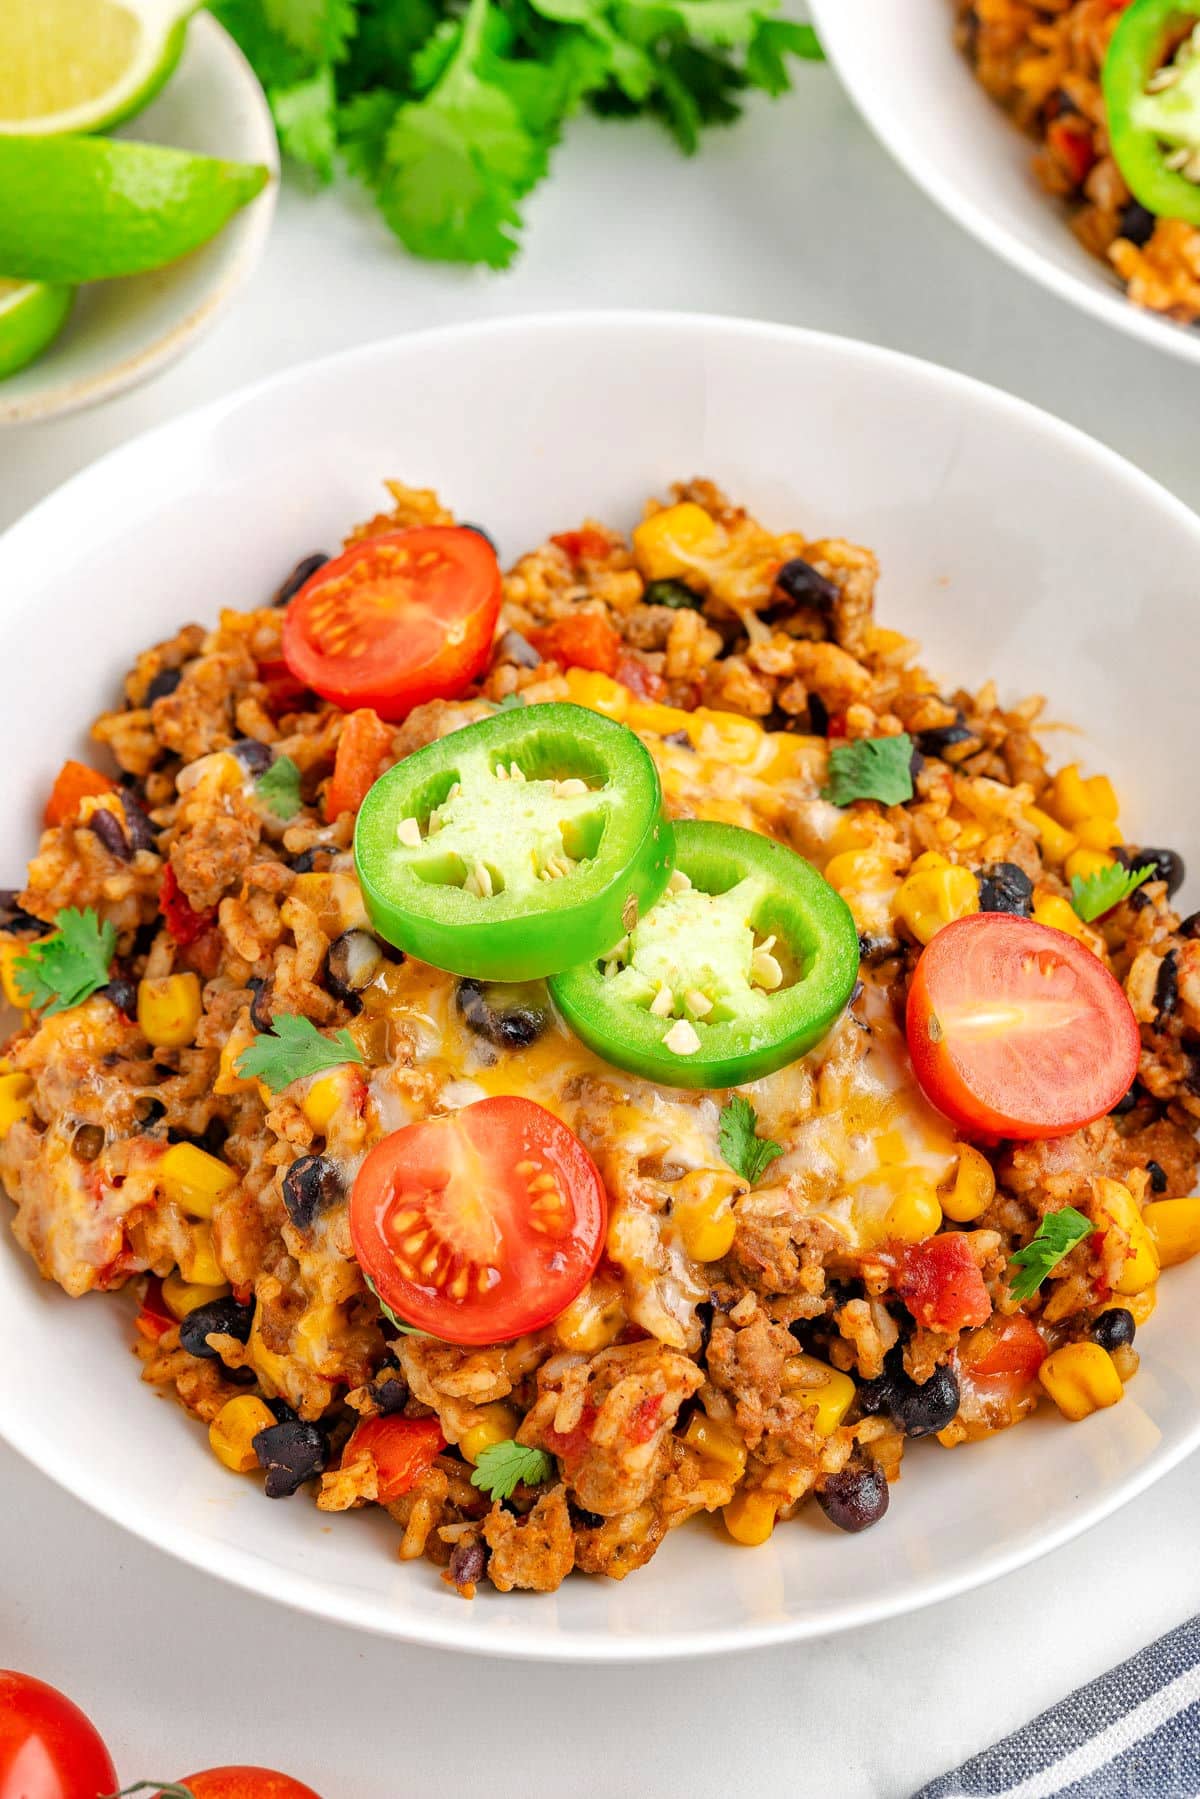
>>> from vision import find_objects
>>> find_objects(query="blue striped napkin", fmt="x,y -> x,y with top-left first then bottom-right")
914,1614 -> 1200,1798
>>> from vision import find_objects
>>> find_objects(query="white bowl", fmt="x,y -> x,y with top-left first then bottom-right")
809,0 -> 1200,368
0,313 -> 1196,1660
0,13 -> 277,425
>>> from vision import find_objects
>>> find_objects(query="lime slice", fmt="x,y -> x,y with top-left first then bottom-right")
0,279 -> 75,380
0,0 -> 198,137
0,136 -> 271,283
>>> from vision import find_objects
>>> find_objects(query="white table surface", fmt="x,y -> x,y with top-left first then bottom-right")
2,58 -> 1199,1799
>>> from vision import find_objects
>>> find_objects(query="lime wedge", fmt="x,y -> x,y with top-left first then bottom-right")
0,279 -> 75,380
0,136 -> 271,282
0,0 -> 197,137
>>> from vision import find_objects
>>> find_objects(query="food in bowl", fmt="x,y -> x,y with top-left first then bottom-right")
955,0 -> 1200,324
2,478 -> 1197,1598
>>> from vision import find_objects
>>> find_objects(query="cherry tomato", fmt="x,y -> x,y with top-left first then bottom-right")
342,1415 -> 446,1503
530,614 -> 620,676
905,914 -> 1141,1141
893,1234 -> 993,1332
350,1096 -> 608,1345
961,1313 -> 1047,1382
325,709 -> 393,821
155,1770 -> 322,1798
282,528 -> 502,721
0,1671 -> 117,1799
159,866 -> 217,948
43,761 -> 116,829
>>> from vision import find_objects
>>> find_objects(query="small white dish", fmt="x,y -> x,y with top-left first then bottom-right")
0,313 -> 1196,1659
809,0 -> 1200,369
0,12 -> 277,425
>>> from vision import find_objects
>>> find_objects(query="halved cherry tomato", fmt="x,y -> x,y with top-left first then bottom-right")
0,1671 -> 117,1799
893,1233 -> 992,1332
149,1769 -> 321,1798
325,709 -> 393,821
342,1415 -> 446,1504
282,527 -> 502,722
961,1313 -> 1047,1382
530,613 -> 620,676
44,761 -> 116,829
350,1096 -> 608,1346
159,866 -> 218,948
905,914 -> 1141,1141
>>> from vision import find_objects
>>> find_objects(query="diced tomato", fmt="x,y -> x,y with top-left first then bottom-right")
159,864 -> 218,947
825,711 -> 848,741
344,1414 -> 446,1503
628,1393 -> 663,1445
44,759 -> 117,828
961,1313 -> 1046,1381
182,926 -> 223,981
135,1275 -> 174,1341
615,652 -> 665,701
552,527 -> 611,563
256,656 -> 310,714
530,614 -> 621,677
545,1403 -> 598,1465
326,707 -> 393,821
894,1233 -> 993,1332
1046,118 -> 1096,187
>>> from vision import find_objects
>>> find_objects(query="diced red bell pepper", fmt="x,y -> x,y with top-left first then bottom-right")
326,708 -> 393,821
344,1414 -> 446,1503
894,1233 -> 993,1333
530,614 -> 621,677
159,865 -> 218,947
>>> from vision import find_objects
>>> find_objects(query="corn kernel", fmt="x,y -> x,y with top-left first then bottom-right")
631,502 -> 720,581
1032,891 -> 1101,951
159,1142 -> 237,1218
1125,1286 -> 1158,1326
179,1221 -> 224,1288
247,1310 -> 289,1395
788,1353 -> 856,1437
209,1395 -> 277,1473
460,1403 -> 521,1465
883,1181 -> 943,1243
683,1412 -> 747,1479
162,1271 -> 230,1320
0,1072 -> 33,1137
1050,765 -> 1118,825
137,973 -> 202,1049
1038,1341 -> 1124,1421
0,939 -> 47,1010
1143,1198 -> 1200,1268
674,1172 -> 740,1263
723,1489 -> 779,1546
554,1284 -> 626,1353
1024,807 -> 1078,865
894,854 -> 980,945
1065,848 -> 1116,885
941,1144 -> 996,1224
563,667 -> 627,717
292,1300 -> 345,1367
823,849 -> 894,896
303,1072 -> 345,1134
1093,1176 -> 1160,1296
1074,816 -> 1125,852
214,1019 -> 259,1096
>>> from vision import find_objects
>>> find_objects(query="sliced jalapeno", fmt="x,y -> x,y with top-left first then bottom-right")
549,820 -> 860,1089
354,702 -> 674,980
1105,0 -> 1200,225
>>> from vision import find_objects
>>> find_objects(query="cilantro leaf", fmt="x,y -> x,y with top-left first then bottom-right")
235,1012 -> 364,1091
255,753 -> 303,819
1070,861 -> 1154,924
262,0 -> 356,63
363,1273 -> 432,1337
1008,1206 -> 1093,1304
470,1440 -> 555,1501
270,69 -> 339,181
13,908 -> 116,1016
718,1093 -> 783,1186
822,735 -> 915,808
746,19 -> 823,94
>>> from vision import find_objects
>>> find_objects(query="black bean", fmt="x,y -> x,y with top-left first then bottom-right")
0,897 -> 42,934
448,1539 -> 488,1587
374,1377 -> 409,1416
1045,87 -> 1081,120
289,844 -> 338,874
457,978 -> 547,1050
180,1296 -> 254,1359
1155,950 -> 1179,1018
88,808 -> 130,861
271,552 -> 329,608
643,578 -> 704,611
103,977 -> 138,1017
978,861 -> 1034,917
696,1299 -> 715,1362
915,721 -> 974,759
71,1124 -> 105,1162
282,1153 -> 342,1230
817,1462 -> 890,1533
265,1397 -> 298,1423
146,667 -> 183,703
1179,912 -> 1200,940
253,1418 -> 327,1498
857,931 -> 899,964
119,792 -> 158,854
137,1096 -> 167,1127
496,629 -> 541,668
1146,1159 -> 1169,1194
909,746 -> 926,782
1118,201 -> 1156,247
807,693 -> 830,737
774,558 -> 838,610
858,1361 -> 959,1438
461,523 -> 497,553
246,976 -> 274,1034
1109,1086 -> 1137,1117
325,929 -> 383,1000
1092,1308 -> 1136,1352
1124,846 -> 1186,897
231,738 -> 274,776
855,1373 -> 898,1417
571,1508 -> 606,1531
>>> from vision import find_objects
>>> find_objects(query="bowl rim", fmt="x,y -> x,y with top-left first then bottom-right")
0,13 -> 280,428
808,0 -> 1200,370
2,309 -> 1199,1660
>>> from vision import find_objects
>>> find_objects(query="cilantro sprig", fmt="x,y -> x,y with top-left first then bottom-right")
211,0 -> 823,268
255,754 -> 302,820
13,907 -> 115,1016
1008,1206 -> 1093,1304
1070,861 -> 1154,924
718,1094 -> 783,1185
235,1011 -> 364,1091
822,735 -> 915,808
470,1439 -> 555,1500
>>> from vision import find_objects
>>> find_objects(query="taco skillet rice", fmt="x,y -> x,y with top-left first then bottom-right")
2,479 -> 1198,1599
